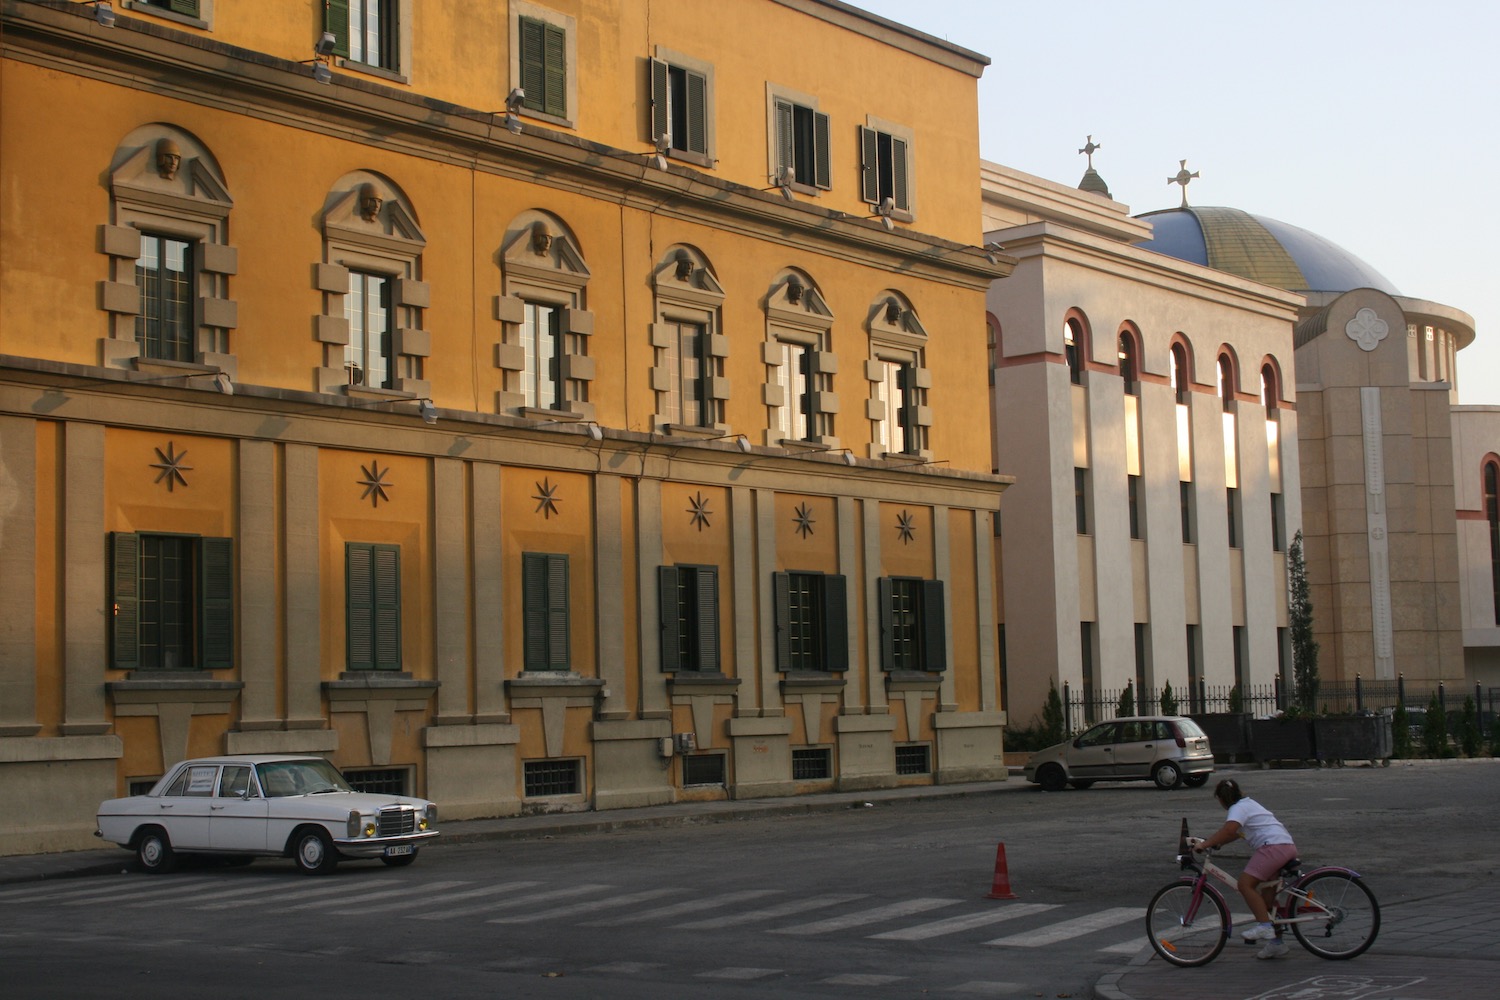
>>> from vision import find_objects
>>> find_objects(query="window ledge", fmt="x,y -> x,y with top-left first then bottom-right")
667,674 -> 742,695
324,676 -> 439,703
122,1 -> 208,30
344,385 -> 417,403
776,439 -> 832,454
884,671 -> 943,693
334,59 -> 409,86
505,673 -> 605,700
108,677 -> 244,706
780,673 -> 847,695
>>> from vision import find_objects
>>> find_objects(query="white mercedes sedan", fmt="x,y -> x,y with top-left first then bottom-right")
96,755 -> 439,875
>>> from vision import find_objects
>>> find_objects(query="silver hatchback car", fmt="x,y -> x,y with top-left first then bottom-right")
1024,716 -> 1214,791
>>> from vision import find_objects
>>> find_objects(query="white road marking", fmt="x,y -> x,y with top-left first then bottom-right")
869,902 -> 1061,940
685,894 -> 868,930
327,880 -> 540,915
985,906 -> 1142,947
415,883 -> 609,920
280,880 -> 468,911
585,888 -> 783,926
772,897 -> 961,935
487,886 -> 680,924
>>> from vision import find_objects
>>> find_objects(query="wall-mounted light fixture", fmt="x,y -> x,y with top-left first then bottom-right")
697,431 -> 752,454
765,167 -> 795,201
417,398 -> 438,425
302,32 -> 336,84
503,88 -> 526,134
82,1 -> 116,27
532,417 -> 604,441
983,241 -> 1006,265
873,196 -> 896,231
653,133 -> 671,170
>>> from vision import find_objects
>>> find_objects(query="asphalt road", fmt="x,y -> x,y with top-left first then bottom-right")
3,761 -> 1494,999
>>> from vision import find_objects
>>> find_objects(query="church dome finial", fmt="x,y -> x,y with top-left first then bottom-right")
1077,135 -> 1112,199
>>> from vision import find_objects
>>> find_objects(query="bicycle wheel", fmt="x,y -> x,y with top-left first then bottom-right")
1146,880 -> 1229,967
1289,871 -> 1380,959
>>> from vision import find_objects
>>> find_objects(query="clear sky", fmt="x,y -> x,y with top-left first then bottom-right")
853,0 -> 1498,404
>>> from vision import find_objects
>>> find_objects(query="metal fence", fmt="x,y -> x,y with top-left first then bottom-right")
1059,676 -> 1499,737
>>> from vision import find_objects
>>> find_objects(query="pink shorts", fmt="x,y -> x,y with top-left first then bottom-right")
1245,843 -> 1299,881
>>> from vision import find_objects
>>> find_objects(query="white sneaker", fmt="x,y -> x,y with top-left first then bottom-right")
1257,938 -> 1289,959
1242,923 -> 1278,943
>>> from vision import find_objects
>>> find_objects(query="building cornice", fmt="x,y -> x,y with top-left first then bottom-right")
4,0 -> 1011,290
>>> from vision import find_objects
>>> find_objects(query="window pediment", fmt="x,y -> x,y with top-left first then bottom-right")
110,139 -> 232,221
323,182 -> 425,252
503,217 -> 590,291
767,272 -> 832,331
652,247 -> 724,308
868,294 -> 927,345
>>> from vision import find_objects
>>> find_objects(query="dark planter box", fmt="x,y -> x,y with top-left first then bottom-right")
1251,718 -> 1317,763
1189,713 -> 1252,762
1313,715 -> 1393,764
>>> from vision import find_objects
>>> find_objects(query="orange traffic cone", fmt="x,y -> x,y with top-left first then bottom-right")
985,842 -> 1018,899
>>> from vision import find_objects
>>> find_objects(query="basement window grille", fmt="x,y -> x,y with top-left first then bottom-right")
682,753 -> 726,787
895,743 -> 932,775
129,778 -> 159,797
345,767 -> 409,796
524,758 -> 582,797
791,747 -> 832,781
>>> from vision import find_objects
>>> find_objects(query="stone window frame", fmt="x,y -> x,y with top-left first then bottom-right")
493,213 -> 594,419
122,1 -> 214,31
649,46 -> 716,169
509,0 -> 578,129
766,82 -> 830,196
99,125 -> 238,378
862,292 -> 931,460
650,245 -> 728,434
858,114 -> 915,223
325,0 -> 414,84
313,172 -> 430,399
762,270 -> 838,449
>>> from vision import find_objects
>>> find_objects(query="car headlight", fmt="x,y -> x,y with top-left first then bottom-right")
421,805 -> 437,830
364,822 -> 377,838
347,810 -> 361,838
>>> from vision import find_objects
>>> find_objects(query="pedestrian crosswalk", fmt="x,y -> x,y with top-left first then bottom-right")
0,871 -> 1157,956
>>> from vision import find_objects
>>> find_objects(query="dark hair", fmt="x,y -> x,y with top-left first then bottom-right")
1214,779 -> 1243,807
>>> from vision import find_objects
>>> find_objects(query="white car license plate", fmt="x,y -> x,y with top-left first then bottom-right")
384,844 -> 413,858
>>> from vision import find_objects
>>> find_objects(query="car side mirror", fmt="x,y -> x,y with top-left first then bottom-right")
1072,738 -> 1083,749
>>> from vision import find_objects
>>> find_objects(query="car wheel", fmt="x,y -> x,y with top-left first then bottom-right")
1183,773 -> 1209,788
1037,764 -> 1067,792
291,828 -> 339,875
135,827 -> 177,874
381,850 -> 418,868
1068,780 -> 1096,790
1153,761 -> 1183,790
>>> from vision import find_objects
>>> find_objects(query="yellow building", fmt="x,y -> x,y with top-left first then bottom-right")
0,0 -> 1011,853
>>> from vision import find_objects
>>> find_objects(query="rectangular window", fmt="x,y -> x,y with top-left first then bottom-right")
138,0 -> 200,16
650,59 -> 708,157
1233,625 -> 1248,691
523,758 -> 580,797
328,0 -> 398,70
1227,487 -> 1242,548
110,532 -> 232,672
773,571 -> 848,673
522,300 -> 563,410
1180,481 -> 1196,544
682,753 -> 726,787
773,97 -> 830,191
345,271 -> 392,389
1128,475 -> 1143,539
519,15 -> 567,119
1080,621 -> 1096,721
791,748 -> 832,781
1133,622 -> 1150,696
1075,468 -> 1090,535
859,126 -> 909,213
772,341 -> 814,442
346,542 -> 401,671
1271,492 -> 1285,552
660,320 -> 712,427
997,623 -> 1009,715
659,565 -> 720,672
894,744 -> 931,776
523,552 -> 570,670
136,233 -> 194,362
344,767 -> 408,795
875,360 -> 914,455
1186,624 -> 1202,703
877,577 -> 946,673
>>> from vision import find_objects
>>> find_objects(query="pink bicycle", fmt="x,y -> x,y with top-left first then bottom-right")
1145,821 -> 1380,967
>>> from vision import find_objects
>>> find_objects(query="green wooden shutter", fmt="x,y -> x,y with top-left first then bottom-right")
859,126 -> 879,205
773,100 -> 794,184
346,543 -> 374,671
812,111 -> 831,190
545,554 -> 569,669
695,566 -> 720,672
325,0 -> 350,58
891,135 -> 910,212
519,17 -> 546,112
877,577 -> 894,670
198,537 -> 234,670
169,0 -> 200,16
772,571 -> 791,671
658,565 -> 682,671
685,69 -> 707,154
821,574 -> 848,673
649,58 -> 670,146
542,22 -> 567,118
110,532 -> 141,670
524,553 -> 569,670
372,545 -> 402,670
921,580 -> 947,672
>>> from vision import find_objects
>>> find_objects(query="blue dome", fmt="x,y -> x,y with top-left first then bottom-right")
1136,206 -> 1400,296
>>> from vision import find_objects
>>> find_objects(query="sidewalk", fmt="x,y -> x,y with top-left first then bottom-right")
1097,879 -> 1500,1000
0,777 -> 1018,885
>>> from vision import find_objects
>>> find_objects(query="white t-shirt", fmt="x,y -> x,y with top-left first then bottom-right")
1226,797 -> 1294,850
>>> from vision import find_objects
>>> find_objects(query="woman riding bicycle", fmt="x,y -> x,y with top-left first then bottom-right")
1193,778 -> 1298,959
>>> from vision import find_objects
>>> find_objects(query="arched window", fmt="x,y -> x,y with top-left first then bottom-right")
650,245 -> 726,432
1063,318 -> 1086,385
1118,330 -> 1139,396
1171,343 -> 1190,404
865,291 -> 930,458
494,211 -> 594,417
1486,459 -> 1500,624
1261,362 -> 1279,412
1218,354 -> 1235,412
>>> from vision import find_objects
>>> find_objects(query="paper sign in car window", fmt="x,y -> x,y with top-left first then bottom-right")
186,766 -> 218,795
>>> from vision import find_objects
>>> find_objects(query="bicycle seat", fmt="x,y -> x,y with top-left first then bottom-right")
1279,858 -> 1302,876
